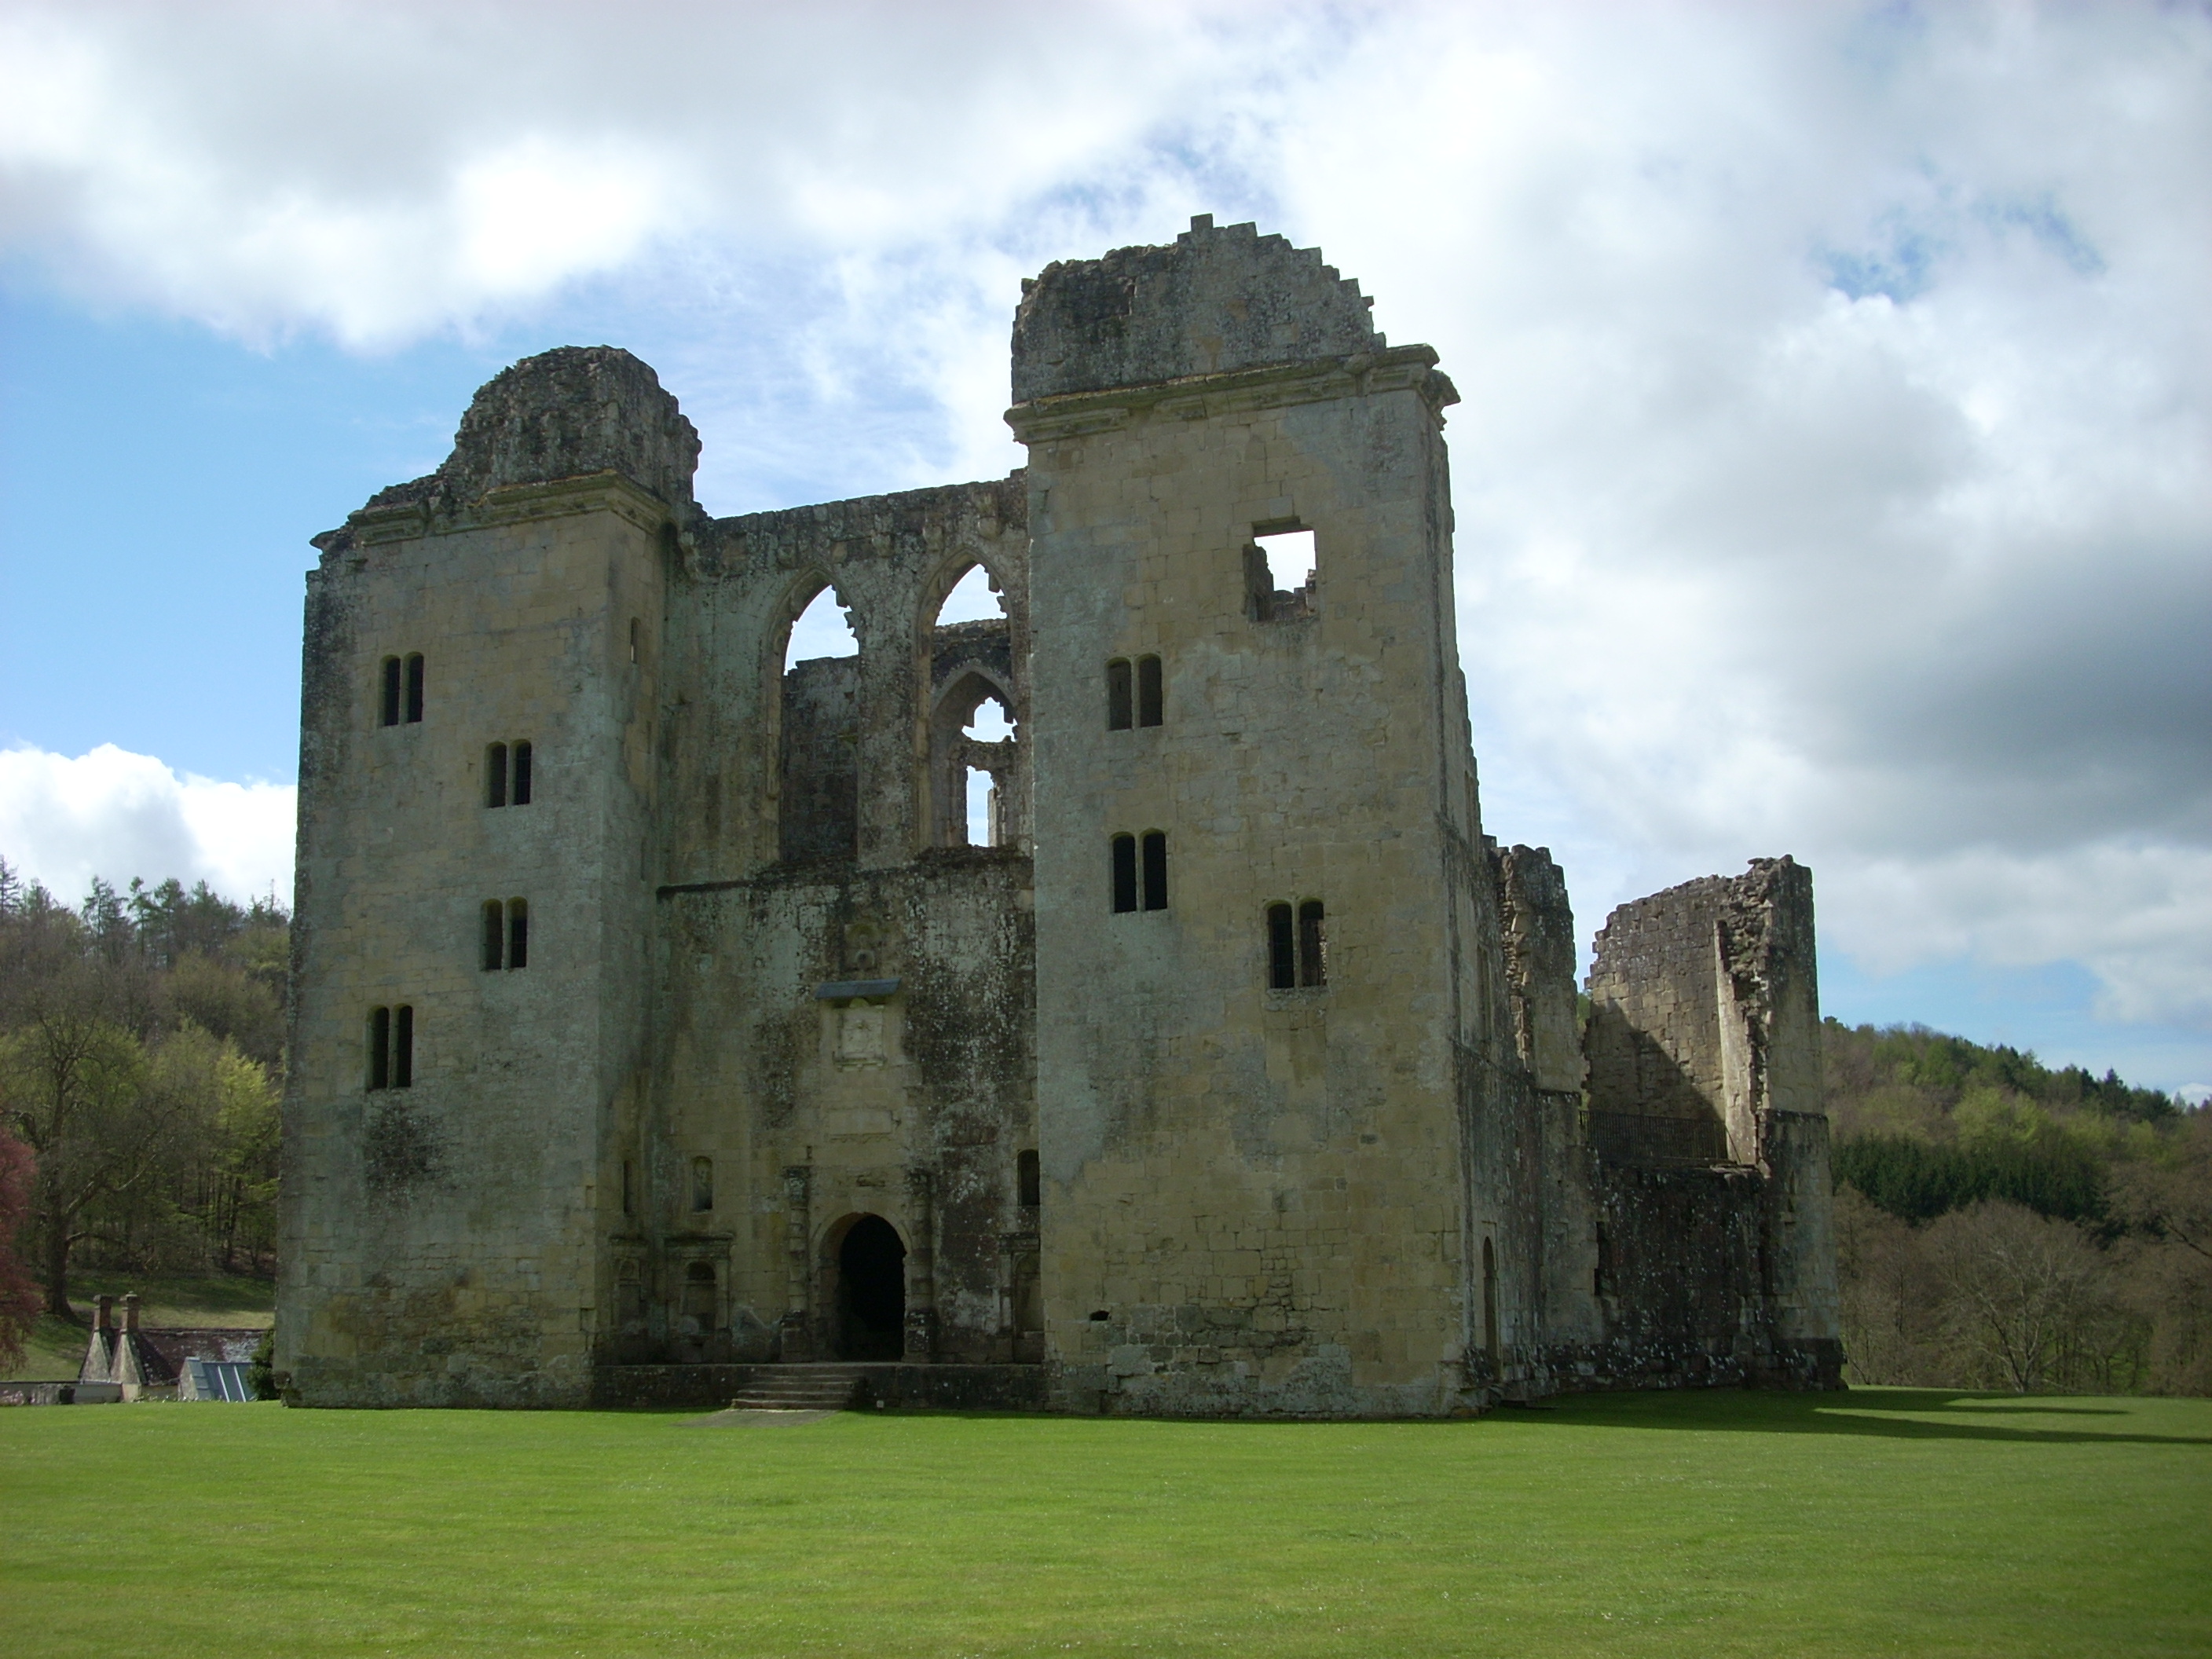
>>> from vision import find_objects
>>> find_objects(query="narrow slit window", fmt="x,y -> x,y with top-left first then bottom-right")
368,1006 -> 391,1090
1141,831 -> 1167,911
621,1159 -> 635,1218
507,899 -> 529,970
629,618 -> 641,665
379,658 -> 401,727
1018,1148 -> 1041,1208
1267,903 -> 1296,990
1298,899 -> 1327,987
394,1005 -> 414,1088
1106,659 -> 1133,731
691,1156 -> 714,1213
487,743 -> 508,808
511,741 -> 532,805
1137,655 -> 1163,727
481,901 -> 505,971
1110,834 -> 1137,914
403,653 -> 425,723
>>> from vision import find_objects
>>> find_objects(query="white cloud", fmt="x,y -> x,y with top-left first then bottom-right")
1821,842 -> 2212,1031
1,1 -> 2207,1062
0,745 -> 295,910
0,0 -> 1275,346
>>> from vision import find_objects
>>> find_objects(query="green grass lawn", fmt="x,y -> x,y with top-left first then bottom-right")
1,1273 -> 273,1383
2,1389 -> 2206,1657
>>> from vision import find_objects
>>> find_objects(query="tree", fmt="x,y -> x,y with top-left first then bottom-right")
0,1125 -> 41,1368
1927,1201 -> 2110,1393
0,900 -> 180,1316
2108,1114 -> 2212,1393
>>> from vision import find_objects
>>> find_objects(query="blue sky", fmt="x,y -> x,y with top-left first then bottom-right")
0,1 -> 2205,1094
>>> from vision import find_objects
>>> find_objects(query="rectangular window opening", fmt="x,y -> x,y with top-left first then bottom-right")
621,1159 -> 635,1218
368,1006 -> 390,1090
1017,1148 -> 1041,1209
1267,903 -> 1296,990
507,899 -> 529,970
691,1155 -> 714,1213
482,901 -> 505,971
511,741 -> 532,806
487,743 -> 508,808
1110,834 -> 1137,914
394,1005 -> 414,1088
1298,899 -> 1327,987
1255,529 -> 1317,591
1141,831 -> 1167,912
1137,655 -> 1163,727
403,654 -> 425,723
1106,659 -> 1133,731
379,658 -> 401,727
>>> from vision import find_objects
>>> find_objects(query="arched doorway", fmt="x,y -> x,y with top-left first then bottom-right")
833,1214 -> 906,1361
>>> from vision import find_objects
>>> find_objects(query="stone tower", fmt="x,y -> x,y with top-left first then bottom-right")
280,349 -> 694,1404
1010,217 -> 1526,1413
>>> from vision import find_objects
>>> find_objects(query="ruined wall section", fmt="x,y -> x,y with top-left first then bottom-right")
1013,215 -> 1382,402
280,346 -> 687,1405
1579,856 -> 1842,1388
1585,857 -> 1818,1165
642,478 -> 1038,1372
1497,847 -> 1584,1095
660,477 -> 1029,882
358,346 -> 701,528
777,657 -> 859,865
1493,845 -> 1602,1362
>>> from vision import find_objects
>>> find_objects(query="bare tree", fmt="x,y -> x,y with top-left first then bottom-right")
1927,1201 -> 2108,1392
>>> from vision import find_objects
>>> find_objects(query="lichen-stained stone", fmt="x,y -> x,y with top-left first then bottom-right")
278,222 -> 1842,1414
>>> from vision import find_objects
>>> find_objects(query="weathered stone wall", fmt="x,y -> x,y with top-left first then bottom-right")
1494,844 -> 1602,1364
650,858 -> 1036,1368
1578,855 -> 1842,1386
778,657 -> 859,864
644,476 -> 1038,1373
1015,217 -> 1551,1417
280,348 -> 685,1405
1585,857 -> 1818,1165
1497,845 -> 1584,1097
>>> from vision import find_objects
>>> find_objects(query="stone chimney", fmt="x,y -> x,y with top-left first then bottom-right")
94,1295 -> 113,1331
123,1293 -> 141,1333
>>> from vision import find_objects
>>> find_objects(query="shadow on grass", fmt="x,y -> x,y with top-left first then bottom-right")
1523,1388 -> 2212,1448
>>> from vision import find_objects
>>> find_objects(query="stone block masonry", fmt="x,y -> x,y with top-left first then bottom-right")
276,217 -> 1842,1412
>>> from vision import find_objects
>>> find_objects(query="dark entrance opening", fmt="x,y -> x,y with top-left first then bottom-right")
836,1214 -> 906,1361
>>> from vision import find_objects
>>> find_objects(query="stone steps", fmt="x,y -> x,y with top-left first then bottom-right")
727,1365 -> 872,1412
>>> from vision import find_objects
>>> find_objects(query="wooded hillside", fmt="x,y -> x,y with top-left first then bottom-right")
0,860 -> 284,1336
1823,1020 -> 2209,1393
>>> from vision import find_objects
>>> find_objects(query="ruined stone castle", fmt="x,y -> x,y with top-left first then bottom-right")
276,218 -> 1842,1413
